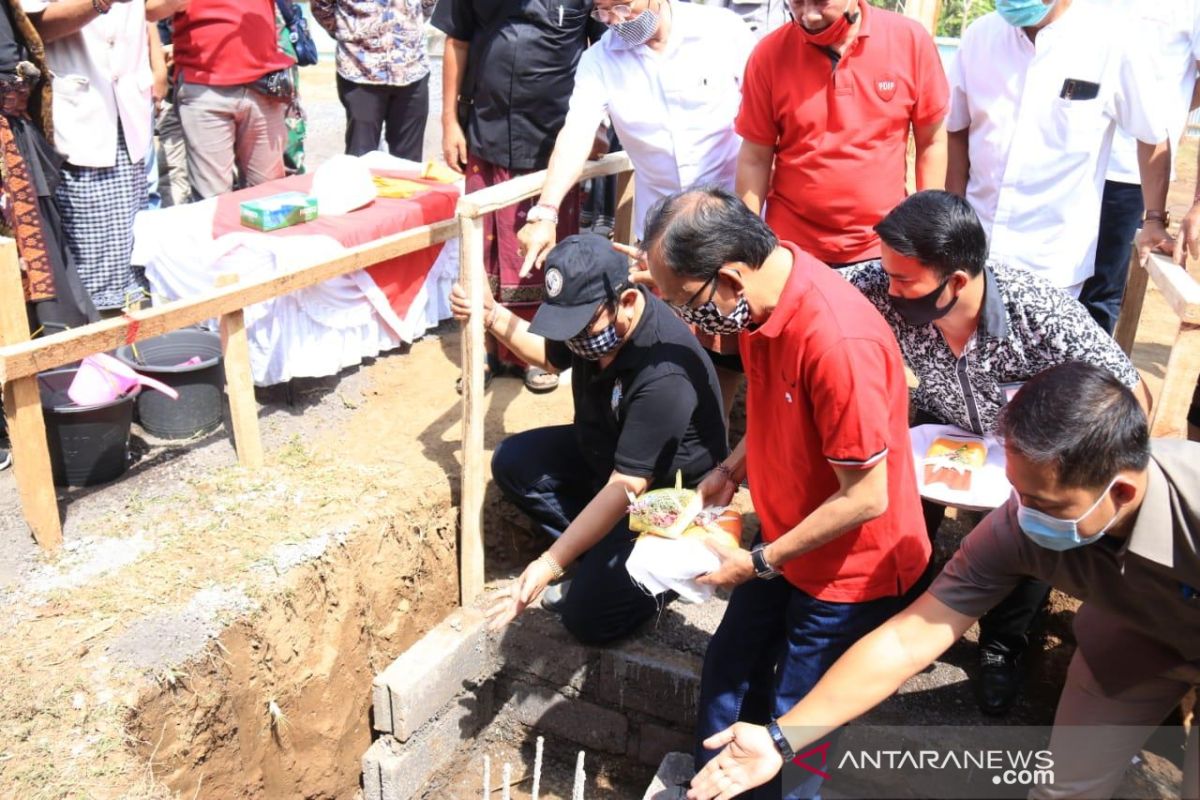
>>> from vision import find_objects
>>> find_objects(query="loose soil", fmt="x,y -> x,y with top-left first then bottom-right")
0,67 -> 1196,800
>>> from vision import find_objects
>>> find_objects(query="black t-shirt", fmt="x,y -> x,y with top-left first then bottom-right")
545,289 -> 729,488
432,0 -> 605,171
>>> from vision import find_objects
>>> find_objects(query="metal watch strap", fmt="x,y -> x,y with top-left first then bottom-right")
751,543 -> 780,580
527,203 -> 559,224
766,720 -> 795,762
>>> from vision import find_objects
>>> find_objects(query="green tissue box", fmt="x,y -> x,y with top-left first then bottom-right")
239,192 -> 318,231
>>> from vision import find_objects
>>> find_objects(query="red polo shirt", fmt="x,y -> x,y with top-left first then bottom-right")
173,0 -> 295,87
736,4 -> 948,264
741,243 -> 929,601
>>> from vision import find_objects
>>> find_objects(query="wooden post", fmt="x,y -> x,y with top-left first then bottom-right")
1113,244 -> 1148,357
614,171 -> 635,245
0,238 -> 62,550
903,0 -> 942,34
1149,322 -> 1200,439
458,215 -> 487,605
215,274 -> 264,468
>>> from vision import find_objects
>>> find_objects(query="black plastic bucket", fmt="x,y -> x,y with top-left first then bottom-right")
116,329 -> 225,439
39,368 -> 138,487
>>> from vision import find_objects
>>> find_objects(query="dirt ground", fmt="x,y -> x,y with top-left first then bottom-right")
1,57 -> 1197,800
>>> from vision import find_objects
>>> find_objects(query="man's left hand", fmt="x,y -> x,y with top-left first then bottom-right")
697,538 -> 755,589
688,723 -> 783,800
1175,202 -> 1200,267
1136,219 -> 1175,263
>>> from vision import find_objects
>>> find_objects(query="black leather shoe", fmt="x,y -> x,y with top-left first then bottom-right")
976,647 -> 1021,717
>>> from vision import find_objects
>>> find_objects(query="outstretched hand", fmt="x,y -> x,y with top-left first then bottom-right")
688,723 -> 783,800
484,557 -> 557,630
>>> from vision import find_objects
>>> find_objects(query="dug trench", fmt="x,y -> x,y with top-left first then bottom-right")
0,307 -> 1190,799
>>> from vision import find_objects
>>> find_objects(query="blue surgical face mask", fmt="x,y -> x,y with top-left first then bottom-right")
1015,476 -> 1120,552
995,0 -> 1055,29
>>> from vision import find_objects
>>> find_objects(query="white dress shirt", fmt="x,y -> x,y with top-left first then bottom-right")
948,2 -> 1170,288
24,0 -> 154,168
564,2 -> 754,237
1107,0 -> 1200,185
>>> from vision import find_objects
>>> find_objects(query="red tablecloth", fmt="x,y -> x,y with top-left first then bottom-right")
212,172 -> 459,322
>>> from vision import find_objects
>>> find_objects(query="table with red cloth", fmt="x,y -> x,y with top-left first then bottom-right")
131,155 -> 461,386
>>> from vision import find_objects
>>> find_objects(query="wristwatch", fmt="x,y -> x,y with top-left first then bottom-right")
766,719 -> 795,762
526,202 -> 559,225
1144,209 -> 1171,226
751,543 -> 780,580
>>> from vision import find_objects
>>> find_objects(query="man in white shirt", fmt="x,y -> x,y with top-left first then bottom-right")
515,0 -> 754,266
1083,1 -> 1200,332
946,0 -> 1168,295
515,0 -> 754,414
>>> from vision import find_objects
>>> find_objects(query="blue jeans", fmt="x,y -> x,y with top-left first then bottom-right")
1080,180 -> 1144,334
491,425 -> 672,644
696,571 -> 925,799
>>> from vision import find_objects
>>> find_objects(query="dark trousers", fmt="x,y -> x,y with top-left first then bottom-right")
922,494 -> 1049,660
914,409 -> 1049,657
336,74 -> 428,161
1080,179 -> 1144,334
491,425 -> 670,644
696,570 -> 925,799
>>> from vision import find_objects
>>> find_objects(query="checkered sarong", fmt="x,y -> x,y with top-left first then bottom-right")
54,124 -> 147,310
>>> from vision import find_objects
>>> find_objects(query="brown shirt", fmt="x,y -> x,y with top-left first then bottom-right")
930,439 -> 1200,692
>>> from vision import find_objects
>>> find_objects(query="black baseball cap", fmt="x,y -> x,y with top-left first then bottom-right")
529,233 -> 631,341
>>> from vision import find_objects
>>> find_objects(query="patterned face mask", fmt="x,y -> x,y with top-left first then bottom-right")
669,275 -> 753,335
610,4 -> 660,47
565,323 -> 622,360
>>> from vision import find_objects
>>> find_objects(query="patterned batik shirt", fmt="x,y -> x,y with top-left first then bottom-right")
311,0 -> 435,87
842,260 -> 1141,436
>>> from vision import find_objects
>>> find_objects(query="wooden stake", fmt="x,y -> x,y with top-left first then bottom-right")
0,238 -> 62,550
459,215 -> 487,605
1149,321 -> 1200,440
614,171 -> 635,246
1113,244 -> 1148,357
215,273 -> 264,468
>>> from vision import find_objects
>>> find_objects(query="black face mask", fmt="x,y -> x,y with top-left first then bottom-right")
888,277 -> 958,326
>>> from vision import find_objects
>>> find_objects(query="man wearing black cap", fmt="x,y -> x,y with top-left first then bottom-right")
450,232 -> 728,644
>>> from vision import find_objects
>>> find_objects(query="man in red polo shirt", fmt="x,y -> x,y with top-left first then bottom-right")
637,186 -> 929,799
172,0 -> 295,199
736,0 -> 948,268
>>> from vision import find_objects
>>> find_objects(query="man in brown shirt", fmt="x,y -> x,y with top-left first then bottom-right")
685,361 -> 1200,800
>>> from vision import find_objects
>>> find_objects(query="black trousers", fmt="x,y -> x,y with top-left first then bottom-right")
336,74 -> 428,161
916,411 -> 1050,657
491,425 -> 671,644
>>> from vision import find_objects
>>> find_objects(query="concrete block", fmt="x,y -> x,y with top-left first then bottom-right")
506,682 -> 629,755
498,609 -> 593,692
363,680 -> 495,800
642,752 -> 694,800
594,641 -> 701,726
372,607 -> 493,738
637,722 -> 695,767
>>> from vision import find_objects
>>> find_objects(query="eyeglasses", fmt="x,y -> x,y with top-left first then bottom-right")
666,274 -> 718,315
590,3 -> 637,23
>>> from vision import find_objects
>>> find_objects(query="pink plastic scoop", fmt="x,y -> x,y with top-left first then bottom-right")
68,353 -> 180,406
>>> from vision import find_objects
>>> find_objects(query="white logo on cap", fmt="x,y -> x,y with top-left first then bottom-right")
546,268 -> 564,298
